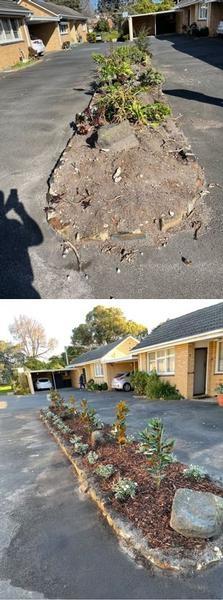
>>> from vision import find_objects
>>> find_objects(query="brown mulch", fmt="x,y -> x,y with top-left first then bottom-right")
46,410 -> 223,553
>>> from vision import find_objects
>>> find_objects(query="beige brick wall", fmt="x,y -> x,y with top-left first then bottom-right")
207,340 -> 223,396
0,21 -> 30,69
138,344 -> 192,398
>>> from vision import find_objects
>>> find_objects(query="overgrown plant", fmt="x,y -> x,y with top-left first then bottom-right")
130,371 -> 150,395
95,464 -> 115,479
183,464 -> 206,480
139,68 -> 165,87
145,370 -> 181,399
139,418 -> 175,488
114,400 -> 129,445
112,478 -> 138,501
135,27 -> 151,54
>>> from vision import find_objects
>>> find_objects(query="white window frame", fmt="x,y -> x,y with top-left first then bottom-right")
0,18 -> 22,45
59,21 -> 69,35
94,362 -> 104,378
215,341 -> 223,373
147,347 -> 175,376
198,2 -> 208,20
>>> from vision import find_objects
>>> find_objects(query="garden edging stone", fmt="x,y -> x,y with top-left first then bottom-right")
40,414 -> 223,574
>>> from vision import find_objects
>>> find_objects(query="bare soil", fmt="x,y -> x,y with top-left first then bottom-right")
44,409 -> 223,554
47,119 -> 205,254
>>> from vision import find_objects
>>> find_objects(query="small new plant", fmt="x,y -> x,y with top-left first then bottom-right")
95,464 -> 115,479
114,400 -> 129,444
49,390 -> 63,409
69,434 -> 82,445
139,418 -> 175,488
68,395 -> 78,414
74,442 -> 89,455
183,464 -> 206,480
135,27 -> 151,55
113,478 -> 138,501
45,410 -> 54,419
87,451 -> 99,465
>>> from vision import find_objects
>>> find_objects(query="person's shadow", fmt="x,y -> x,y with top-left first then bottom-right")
0,189 -> 43,298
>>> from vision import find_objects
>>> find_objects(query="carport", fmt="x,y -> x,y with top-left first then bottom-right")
27,15 -> 60,52
27,369 -> 72,394
128,9 -> 180,40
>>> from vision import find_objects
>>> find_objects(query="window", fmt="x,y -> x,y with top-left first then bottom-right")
216,342 -> 223,372
0,18 -> 21,44
59,21 -> 69,34
147,347 -> 175,375
198,2 -> 208,20
94,362 -> 104,377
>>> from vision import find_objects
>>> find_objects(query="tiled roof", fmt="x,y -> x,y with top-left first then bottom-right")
0,0 -> 29,14
70,338 -> 128,366
133,302 -> 223,351
25,0 -> 86,19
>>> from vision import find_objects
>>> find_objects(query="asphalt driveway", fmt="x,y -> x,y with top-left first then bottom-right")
1,390 -> 223,599
0,38 -> 223,298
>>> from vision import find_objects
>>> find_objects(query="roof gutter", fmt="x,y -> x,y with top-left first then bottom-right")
132,328 -> 223,355
0,8 -> 30,15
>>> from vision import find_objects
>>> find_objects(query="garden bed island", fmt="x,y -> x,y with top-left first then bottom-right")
46,41 -> 208,272
40,392 -> 223,573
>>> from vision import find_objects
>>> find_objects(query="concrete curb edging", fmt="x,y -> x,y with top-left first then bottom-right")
40,414 -> 223,574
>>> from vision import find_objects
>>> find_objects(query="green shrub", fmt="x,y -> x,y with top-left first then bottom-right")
145,370 -> 181,400
101,30 -> 118,42
94,18 -> 110,32
139,418 -> 175,487
139,68 -> 165,87
95,464 -> 115,479
87,32 -> 97,43
135,27 -> 151,54
100,382 -> 108,391
74,442 -> 89,455
183,464 -> 206,480
143,102 -> 171,125
69,435 -> 82,444
112,478 -> 138,501
112,44 -> 148,64
93,53 -> 134,84
130,370 -> 150,395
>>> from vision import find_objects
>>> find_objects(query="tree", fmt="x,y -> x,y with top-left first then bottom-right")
50,0 -> 81,10
9,316 -> 57,358
71,305 -> 148,347
0,341 -> 24,384
128,0 -> 174,14
61,345 -> 86,365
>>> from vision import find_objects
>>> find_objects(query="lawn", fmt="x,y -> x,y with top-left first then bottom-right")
0,384 -> 12,394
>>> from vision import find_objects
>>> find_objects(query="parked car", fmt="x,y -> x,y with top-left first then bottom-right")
112,372 -> 133,392
36,378 -> 52,391
31,38 -> 45,56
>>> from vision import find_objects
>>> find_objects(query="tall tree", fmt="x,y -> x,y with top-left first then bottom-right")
49,0 -> 81,10
71,305 -> 148,347
9,316 -> 57,358
0,341 -> 24,384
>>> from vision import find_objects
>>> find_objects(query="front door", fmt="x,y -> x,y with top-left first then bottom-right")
193,348 -> 207,396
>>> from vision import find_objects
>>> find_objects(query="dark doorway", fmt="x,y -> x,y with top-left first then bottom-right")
54,372 -> 72,389
82,368 -> 86,384
156,13 -> 176,35
193,348 -> 207,396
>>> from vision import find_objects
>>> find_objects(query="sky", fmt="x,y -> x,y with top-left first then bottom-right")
0,300 -> 221,355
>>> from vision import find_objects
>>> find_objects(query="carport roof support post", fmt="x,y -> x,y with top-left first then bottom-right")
128,15 -> 133,41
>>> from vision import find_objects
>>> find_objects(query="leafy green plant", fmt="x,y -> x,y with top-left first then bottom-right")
101,30 -> 119,42
74,442 -> 89,455
69,434 -> 82,444
94,18 -> 110,32
143,102 -> 171,125
93,53 -> 134,84
95,464 -> 115,479
183,464 -> 206,480
87,451 -> 99,464
139,68 -> 165,87
130,371 -> 150,395
135,26 -> 151,54
139,418 -> 175,487
145,370 -> 181,399
112,478 -> 138,501
215,384 -> 223,394
45,410 -> 54,419
113,401 -> 129,445
87,31 -> 97,43
68,395 -> 78,413
49,390 -> 64,408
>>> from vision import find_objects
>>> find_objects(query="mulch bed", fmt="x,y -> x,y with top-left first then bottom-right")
44,409 -> 223,554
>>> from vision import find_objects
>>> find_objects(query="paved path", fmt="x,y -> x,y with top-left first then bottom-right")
1,391 -> 223,598
0,38 -> 223,298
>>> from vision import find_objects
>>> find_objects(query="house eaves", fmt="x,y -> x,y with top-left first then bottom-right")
132,328 -> 223,355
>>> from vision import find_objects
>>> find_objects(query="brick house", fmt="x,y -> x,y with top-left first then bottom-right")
69,336 -> 139,389
132,302 -> 223,399
0,0 -> 31,69
18,0 -> 88,51
177,0 -> 223,36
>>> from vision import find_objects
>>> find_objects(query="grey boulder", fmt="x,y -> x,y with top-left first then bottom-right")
97,120 -> 139,154
170,487 -> 223,539
91,430 -> 105,448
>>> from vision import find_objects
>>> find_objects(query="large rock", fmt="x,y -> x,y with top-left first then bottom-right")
170,488 -> 223,539
91,430 -> 105,449
97,121 -> 139,154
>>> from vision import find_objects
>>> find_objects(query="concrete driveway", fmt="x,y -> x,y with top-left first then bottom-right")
1,390 -> 223,599
1,38 -> 223,298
